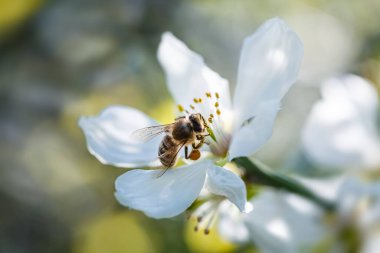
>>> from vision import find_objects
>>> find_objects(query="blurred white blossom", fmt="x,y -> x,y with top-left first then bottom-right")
219,190 -> 324,253
302,74 -> 380,170
221,177 -> 380,253
248,191 -> 326,253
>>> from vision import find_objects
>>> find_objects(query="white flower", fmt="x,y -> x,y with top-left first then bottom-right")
235,178 -> 380,253
218,190 -> 325,253
308,178 -> 380,253
336,179 -> 380,236
79,18 -> 303,219
302,74 -> 380,170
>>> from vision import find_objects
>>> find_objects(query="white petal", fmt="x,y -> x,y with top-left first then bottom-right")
218,201 -> 250,243
79,106 -> 161,168
158,32 -> 231,117
362,233 -> 380,253
115,162 -> 210,219
336,178 -> 367,221
321,75 -> 378,129
364,183 -> 380,228
245,191 -> 324,253
336,178 -> 380,229
233,18 -> 303,128
205,166 -> 247,211
228,100 -> 280,160
302,75 -> 380,169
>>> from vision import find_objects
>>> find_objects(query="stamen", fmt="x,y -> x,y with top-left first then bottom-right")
214,102 -> 219,108
190,105 -> 195,110
206,92 -> 212,98
193,98 -> 199,103
210,114 -> 214,118
215,92 -> 220,99
190,200 -> 225,235
208,118 -> 213,124
198,98 -> 202,103
177,104 -> 184,112
216,109 -> 221,115
203,208 -> 218,235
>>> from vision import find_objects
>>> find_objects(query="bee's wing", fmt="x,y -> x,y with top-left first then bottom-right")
131,124 -> 172,142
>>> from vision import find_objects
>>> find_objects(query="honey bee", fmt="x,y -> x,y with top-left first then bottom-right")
132,113 -> 209,174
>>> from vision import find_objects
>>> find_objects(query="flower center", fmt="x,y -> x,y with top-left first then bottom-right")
176,91 -> 231,157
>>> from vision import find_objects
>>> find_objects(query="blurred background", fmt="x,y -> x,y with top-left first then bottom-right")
1,0 -> 380,252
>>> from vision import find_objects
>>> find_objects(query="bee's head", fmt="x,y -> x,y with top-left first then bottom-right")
189,113 -> 207,133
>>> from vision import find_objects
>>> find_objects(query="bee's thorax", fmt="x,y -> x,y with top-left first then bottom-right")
171,120 -> 194,142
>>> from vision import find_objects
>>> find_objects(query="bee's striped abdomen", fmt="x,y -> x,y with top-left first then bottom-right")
158,135 -> 178,167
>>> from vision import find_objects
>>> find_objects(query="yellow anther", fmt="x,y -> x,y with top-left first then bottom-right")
208,118 -> 213,123
210,114 -> 214,118
198,98 -> 202,103
216,109 -> 221,115
193,98 -> 198,103
177,104 -> 184,112
214,102 -> 219,108
190,105 -> 195,110
215,92 -> 220,99
206,92 -> 212,98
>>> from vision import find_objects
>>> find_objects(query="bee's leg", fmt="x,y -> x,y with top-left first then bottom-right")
157,167 -> 170,178
185,146 -> 189,159
192,141 -> 204,149
197,133 -> 210,145
196,133 -> 210,140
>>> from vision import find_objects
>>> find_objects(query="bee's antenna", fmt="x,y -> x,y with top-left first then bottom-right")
201,115 -> 209,128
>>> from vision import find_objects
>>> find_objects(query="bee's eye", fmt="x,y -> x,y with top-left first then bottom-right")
192,121 -> 202,132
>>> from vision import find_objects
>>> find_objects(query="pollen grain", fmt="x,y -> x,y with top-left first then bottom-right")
177,104 -> 184,112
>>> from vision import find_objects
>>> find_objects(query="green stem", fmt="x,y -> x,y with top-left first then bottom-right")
233,157 -> 335,212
